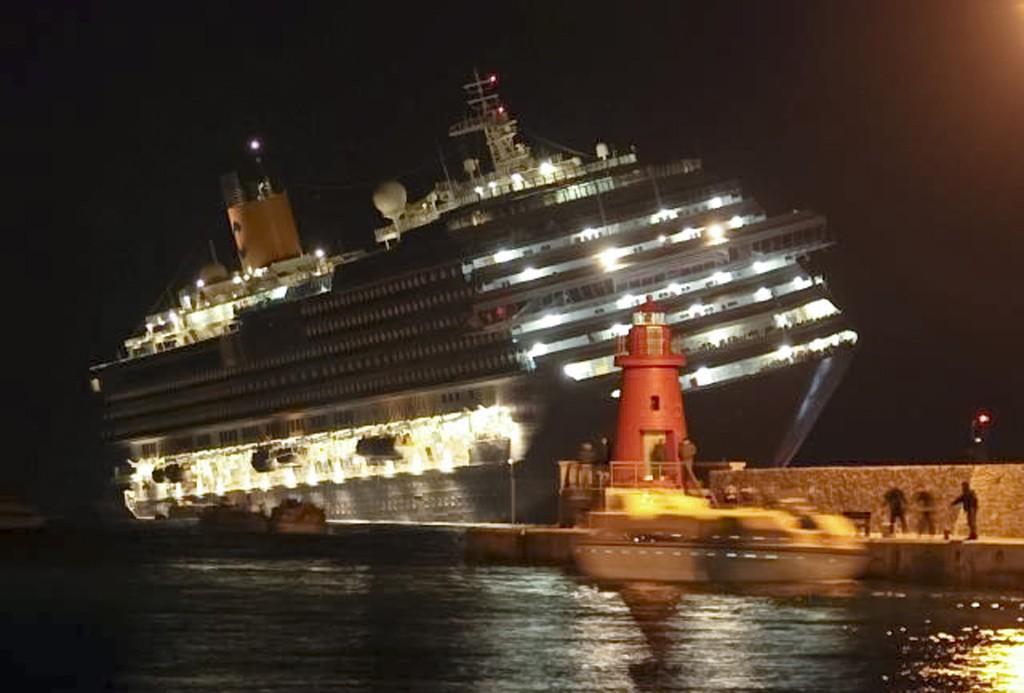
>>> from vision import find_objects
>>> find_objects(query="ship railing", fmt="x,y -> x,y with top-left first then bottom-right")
609,461 -> 684,488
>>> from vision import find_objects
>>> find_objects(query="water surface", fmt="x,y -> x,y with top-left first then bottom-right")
3,526 -> 1024,691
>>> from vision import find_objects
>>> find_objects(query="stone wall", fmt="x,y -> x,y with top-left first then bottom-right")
709,463 -> 1024,538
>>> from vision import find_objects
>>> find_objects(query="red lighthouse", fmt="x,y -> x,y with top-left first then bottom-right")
612,297 -> 690,487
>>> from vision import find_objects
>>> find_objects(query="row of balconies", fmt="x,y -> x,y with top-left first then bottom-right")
307,285 -> 473,338
106,330 -> 512,422
108,346 -> 527,442
302,264 -> 464,317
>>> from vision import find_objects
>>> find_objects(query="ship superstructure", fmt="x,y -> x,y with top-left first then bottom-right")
90,72 -> 856,523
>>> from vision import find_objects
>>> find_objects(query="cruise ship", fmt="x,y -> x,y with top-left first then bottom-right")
89,72 -> 857,523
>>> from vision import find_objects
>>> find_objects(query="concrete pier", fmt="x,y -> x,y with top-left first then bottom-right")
867,537 -> 1024,588
464,525 -> 1024,588
464,526 -> 589,565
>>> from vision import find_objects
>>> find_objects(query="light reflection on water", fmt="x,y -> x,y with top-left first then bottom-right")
3,527 -> 1024,691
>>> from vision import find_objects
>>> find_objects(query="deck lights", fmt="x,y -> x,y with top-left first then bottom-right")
599,247 -> 624,271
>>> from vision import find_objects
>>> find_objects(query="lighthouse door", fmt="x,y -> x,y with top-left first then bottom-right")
642,431 -> 668,463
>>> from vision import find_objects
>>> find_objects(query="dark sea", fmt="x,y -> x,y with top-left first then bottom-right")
3,526 -> 1024,692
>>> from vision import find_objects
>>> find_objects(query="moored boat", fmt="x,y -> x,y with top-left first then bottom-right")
575,484 -> 867,583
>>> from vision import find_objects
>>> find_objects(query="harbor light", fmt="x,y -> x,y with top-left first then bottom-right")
314,248 -> 325,259
728,215 -> 744,229
474,185 -> 485,196
232,275 -> 243,285
195,278 -> 205,288
528,342 -> 548,358
539,160 -> 556,177
754,287 -> 773,302
510,172 -> 524,186
493,249 -> 516,263
708,196 -> 724,209
249,138 -> 261,152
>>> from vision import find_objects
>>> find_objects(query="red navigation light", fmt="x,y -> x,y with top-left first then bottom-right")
976,411 -> 993,426
497,105 -> 505,115
489,74 -> 498,84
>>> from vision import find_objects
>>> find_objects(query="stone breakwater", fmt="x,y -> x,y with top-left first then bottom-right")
709,463 -> 1024,538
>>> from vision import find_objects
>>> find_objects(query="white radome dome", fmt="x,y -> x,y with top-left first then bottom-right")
373,181 -> 407,221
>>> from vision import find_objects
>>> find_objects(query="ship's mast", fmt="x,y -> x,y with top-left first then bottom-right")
448,69 -> 532,176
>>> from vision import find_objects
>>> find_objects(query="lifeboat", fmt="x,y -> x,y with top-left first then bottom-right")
575,483 -> 867,584
269,498 -> 327,535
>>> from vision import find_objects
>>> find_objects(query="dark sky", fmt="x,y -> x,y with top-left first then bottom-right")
8,1 -> 1024,510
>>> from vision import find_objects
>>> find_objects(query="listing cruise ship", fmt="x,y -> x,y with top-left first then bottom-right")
89,72 -> 856,523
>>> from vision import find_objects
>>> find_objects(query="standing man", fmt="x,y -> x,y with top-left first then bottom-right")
883,487 -> 909,535
952,481 -> 980,540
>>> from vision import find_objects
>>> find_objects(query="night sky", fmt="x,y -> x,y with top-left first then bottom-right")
9,2 -> 1024,512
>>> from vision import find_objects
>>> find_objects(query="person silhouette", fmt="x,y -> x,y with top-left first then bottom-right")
951,481 -> 979,540
883,487 -> 908,535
